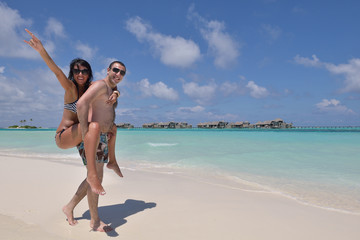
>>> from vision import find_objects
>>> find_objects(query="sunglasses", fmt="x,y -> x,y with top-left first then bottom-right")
73,69 -> 89,75
112,67 -> 126,76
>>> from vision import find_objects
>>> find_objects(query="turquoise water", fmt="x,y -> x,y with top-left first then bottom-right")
1,128 -> 359,214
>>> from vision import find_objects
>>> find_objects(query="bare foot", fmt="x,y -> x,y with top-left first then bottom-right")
91,220 -> 113,232
86,175 -> 106,195
62,205 -> 78,226
107,162 -> 123,177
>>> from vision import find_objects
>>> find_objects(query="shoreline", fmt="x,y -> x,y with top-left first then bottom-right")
2,149 -> 360,216
1,155 -> 360,239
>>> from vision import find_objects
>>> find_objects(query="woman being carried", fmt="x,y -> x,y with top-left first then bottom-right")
24,29 -> 122,227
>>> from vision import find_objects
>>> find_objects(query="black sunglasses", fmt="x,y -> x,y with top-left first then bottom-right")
112,67 -> 126,76
73,69 -> 89,75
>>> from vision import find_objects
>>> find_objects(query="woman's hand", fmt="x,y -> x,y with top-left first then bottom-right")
106,90 -> 120,105
23,29 -> 70,89
24,29 -> 44,52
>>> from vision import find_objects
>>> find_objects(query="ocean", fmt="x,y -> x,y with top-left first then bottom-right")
0,128 -> 359,214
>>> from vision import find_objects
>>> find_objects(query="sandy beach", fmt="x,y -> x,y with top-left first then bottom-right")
1,154 -> 359,240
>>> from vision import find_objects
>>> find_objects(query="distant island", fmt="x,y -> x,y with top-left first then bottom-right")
7,118 -> 292,129
142,122 -> 192,129
8,119 -> 40,129
116,118 -> 293,129
198,118 -> 292,129
8,125 -> 40,129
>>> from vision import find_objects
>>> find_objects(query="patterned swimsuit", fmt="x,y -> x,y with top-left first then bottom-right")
55,99 -> 79,139
64,99 -> 78,113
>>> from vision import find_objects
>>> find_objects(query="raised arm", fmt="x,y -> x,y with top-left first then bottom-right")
24,29 -> 73,91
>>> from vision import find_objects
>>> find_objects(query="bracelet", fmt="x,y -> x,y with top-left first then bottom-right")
113,90 -> 120,97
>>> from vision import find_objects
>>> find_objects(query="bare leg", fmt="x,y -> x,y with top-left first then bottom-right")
84,122 -> 105,195
107,124 -> 123,177
87,163 -> 112,232
62,179 -> 88,225
55,123 -> 82,149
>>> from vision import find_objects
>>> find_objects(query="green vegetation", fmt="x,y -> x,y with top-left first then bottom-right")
8,125 -> 39,129
8,119 -> 40,129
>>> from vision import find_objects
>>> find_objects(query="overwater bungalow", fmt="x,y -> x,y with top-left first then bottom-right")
178,122 -> 192,128
197,121 -> 228,129
255,119 -> 293,129
198,118 -> 293,129
142,123 -> 157,128
116,123 -> 134,128
142,121 -> 192,129
227,121 -> 250,128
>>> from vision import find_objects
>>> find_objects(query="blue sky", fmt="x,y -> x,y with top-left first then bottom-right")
1,0 -> 360,127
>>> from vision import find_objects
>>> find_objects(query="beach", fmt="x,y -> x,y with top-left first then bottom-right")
0,128 -> 360,239
1,153 -> 360,240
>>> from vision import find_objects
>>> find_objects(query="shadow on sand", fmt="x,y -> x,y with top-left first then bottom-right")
78,199 -> 156,237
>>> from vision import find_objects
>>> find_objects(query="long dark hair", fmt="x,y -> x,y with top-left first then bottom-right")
68,58 -> 93,94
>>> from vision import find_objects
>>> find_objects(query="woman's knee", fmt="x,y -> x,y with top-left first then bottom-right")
55,139 -> 68,149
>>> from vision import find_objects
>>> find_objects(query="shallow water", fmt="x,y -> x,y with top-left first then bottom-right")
1,128 -> 359,214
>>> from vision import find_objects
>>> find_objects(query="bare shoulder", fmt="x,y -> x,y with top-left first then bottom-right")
79,80 -> 108,103
87,79 -> 108,92
90,79 -> 107,88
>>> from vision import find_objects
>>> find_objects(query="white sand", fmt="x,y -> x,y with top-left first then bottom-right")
1,155 -> 359,240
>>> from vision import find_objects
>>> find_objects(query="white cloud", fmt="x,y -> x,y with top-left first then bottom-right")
246,81 -> 269,98
183,81 -> 217,104
201,21 -> 239,68
126,16 -> 201,68
325,59 -> 360,93
0,73 -> 25,101
0,2 -> 37,59
261,24 -> 282,42
75,42 -> 97,59
220,81 -> 247,96
187,5 -> 240,68
178,106 -> 205,113
42,40 -> 56,56
294,54 -> 321,67
103,58 -> 118,68
45,18 -> 66,38
206,112 -> 238,121
295,54 -> 360,92
0,68 -> 63,127
0,66 -> 5,74
94,68 -> 107,81
138,78 -> 178,101
315,99 -> 355,114
116,108 -> 142,117
220,81 -> 238,95
167,105 -> 237,123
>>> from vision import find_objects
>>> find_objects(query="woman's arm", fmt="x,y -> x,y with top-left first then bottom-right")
24,29 -> 73,91
106,89 -> 120,105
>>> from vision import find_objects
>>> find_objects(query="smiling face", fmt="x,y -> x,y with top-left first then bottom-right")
73,64 -> 90,86
107,62 -> 126,87
68,58 -> 93,90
